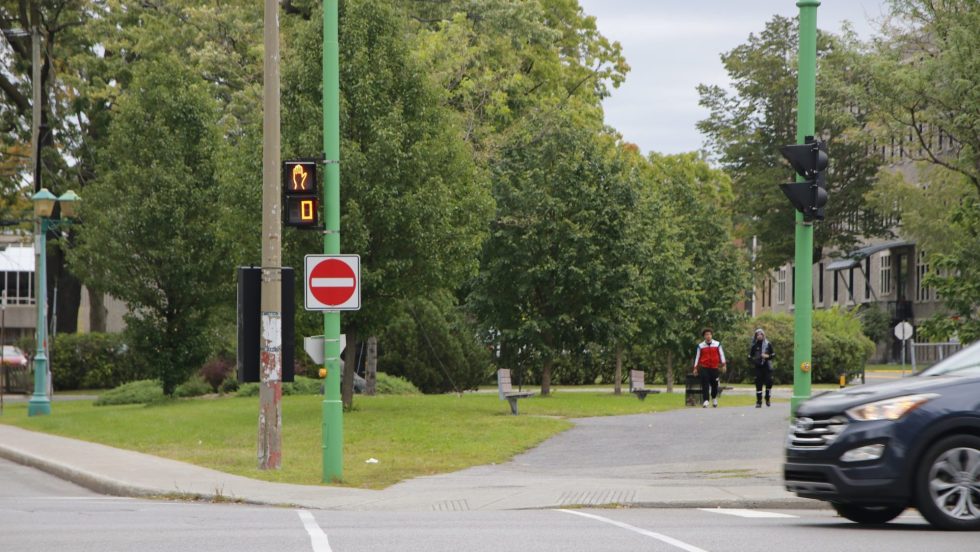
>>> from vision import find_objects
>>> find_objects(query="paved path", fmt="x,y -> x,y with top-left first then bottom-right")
0,401 -> 810,511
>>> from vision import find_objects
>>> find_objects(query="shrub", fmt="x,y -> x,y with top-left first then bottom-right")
286,376 -> 322,395
378,294 -> 491,393
235,376 -> 321,397
174,374 -> 212,398
375,372 -> 420,394
22,333 -> 144,391
858,304 -> 891,345
730,308 -> 874,384
219,375 -> 240,394
199,354 -> 235,391
94,380 -> 164,406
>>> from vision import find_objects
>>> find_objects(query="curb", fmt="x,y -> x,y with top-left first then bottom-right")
0,442 -> 208,502
1,440 -> 828,511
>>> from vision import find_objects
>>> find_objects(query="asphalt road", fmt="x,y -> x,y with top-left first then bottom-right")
3,458 -> 976,552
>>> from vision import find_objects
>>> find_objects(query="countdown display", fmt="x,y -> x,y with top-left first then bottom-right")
283,160 -> 320,228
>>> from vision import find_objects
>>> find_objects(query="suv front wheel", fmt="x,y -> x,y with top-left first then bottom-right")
832,503 -> 905,524
915,434 -> 980,530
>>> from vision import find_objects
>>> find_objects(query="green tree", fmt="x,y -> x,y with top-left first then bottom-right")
861,0 -> 980,340
698,16 -> 888,272
378,291 -> 491,394
408,0 -> 628,159
470,109 -> 643,395
1,0 -> 104,333
639,153 -> 749,382
68,59 -> 228,395
865,0 -> 980,193
281,0 -> 493,406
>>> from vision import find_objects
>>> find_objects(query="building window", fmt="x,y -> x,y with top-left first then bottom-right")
916,251 -> 931,302
881,253 -> 893,295
0,271 -> 35,305
768,277 -> 773,307
818,263 -> 824,304
865,258 -> 872,301
848,268 -> 855,303
791,267 -> 796,305
833,272 -> 839,303
777,268 -> 787,305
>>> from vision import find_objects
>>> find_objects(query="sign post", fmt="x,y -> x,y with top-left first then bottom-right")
894,321 -> 914,376
322,0 -> 344,483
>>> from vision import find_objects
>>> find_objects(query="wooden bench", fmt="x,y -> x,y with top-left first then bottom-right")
629,370 -> 661,400
497,369 -> 534,415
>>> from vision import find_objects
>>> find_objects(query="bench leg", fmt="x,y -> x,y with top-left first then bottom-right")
507,397 -> 519,415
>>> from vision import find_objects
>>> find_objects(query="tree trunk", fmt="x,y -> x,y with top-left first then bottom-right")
541,357 -> 552,396
341,330 -> 357,410
50,246 -> 81,334
614,344 -> 622,395
666,350 -> 674,394
88,288 -> 107,333
365,335 -> 377,396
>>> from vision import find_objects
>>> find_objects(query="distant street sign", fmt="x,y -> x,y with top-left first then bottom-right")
894,321 -> 914,341
304,255 -> 360,311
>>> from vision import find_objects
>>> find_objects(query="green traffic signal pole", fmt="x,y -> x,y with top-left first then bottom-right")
791,0 -> 819,414
322,0 -> 344,482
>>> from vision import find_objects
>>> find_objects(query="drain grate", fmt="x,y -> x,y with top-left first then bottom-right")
432,499 -> 470,512
557,489 -> 636,506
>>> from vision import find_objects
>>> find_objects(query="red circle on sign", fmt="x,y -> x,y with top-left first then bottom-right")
309,259 -> 356,306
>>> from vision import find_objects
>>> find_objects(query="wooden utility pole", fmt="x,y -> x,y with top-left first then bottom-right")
258,0 -> 283,470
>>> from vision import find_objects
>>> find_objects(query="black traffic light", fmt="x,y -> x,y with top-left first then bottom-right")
283,159 -> 320,228
779,137 -> 828,222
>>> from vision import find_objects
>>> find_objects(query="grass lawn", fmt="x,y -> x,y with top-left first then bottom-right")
0,391 -> 757,489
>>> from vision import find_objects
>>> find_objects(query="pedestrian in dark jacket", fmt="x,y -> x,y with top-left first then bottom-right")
749,328 -> 775,407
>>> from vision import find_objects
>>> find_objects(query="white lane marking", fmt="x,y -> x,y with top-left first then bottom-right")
698,508 -> 798,519
297,510 -> 332,552
311,278 -> 354,287
558,509 -> 709,552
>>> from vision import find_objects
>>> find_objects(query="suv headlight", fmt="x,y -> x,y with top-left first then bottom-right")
845,393 -> 939,421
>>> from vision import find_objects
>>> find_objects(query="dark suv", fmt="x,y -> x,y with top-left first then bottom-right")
784,340 -> 980,530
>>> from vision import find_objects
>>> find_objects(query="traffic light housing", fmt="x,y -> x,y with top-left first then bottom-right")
779,138 -> 828,222
283,159 -> 320,228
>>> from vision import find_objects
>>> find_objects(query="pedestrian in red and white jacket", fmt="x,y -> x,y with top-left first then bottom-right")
692,328 -> 726,408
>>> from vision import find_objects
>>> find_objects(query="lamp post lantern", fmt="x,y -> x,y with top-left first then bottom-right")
27,189 -> 79,416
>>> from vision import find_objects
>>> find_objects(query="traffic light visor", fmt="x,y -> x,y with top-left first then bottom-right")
780,143 -> 828,178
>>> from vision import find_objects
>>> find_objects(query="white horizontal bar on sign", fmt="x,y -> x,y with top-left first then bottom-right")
311,278 -> 354,287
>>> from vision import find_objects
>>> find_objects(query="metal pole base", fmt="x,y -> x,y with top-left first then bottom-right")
322,398 -> 344,483
27,396 -> 50,416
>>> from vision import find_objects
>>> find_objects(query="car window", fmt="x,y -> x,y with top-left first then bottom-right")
919,341 -> 980,377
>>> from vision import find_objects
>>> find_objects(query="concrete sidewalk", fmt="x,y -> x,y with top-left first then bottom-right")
0,406 -> 818,512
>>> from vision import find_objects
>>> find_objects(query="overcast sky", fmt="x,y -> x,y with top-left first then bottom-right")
577,0 -> 890,155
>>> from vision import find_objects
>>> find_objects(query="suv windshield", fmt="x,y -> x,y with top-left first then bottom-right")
919,340 -> 980,377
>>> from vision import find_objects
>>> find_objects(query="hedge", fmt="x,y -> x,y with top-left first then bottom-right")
728,307 -> 875,384
18,333 -> 147,391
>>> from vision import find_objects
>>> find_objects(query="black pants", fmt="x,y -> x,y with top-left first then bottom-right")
754,365 -> 773,402
699,368 -> 720,402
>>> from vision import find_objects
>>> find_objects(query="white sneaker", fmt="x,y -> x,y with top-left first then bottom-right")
712,399 -> 718,408
702,400 -> 709,408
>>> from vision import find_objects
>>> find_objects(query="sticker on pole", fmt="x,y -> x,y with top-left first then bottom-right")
305,255 -> 361,311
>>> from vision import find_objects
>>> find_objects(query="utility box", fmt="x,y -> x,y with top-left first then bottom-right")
237,267 -> 295,383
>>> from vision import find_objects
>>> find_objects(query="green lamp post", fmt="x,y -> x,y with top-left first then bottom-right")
27,188 -> 79,416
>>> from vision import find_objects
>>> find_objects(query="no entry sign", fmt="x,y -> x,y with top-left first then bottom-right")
304,255 -> 361,311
